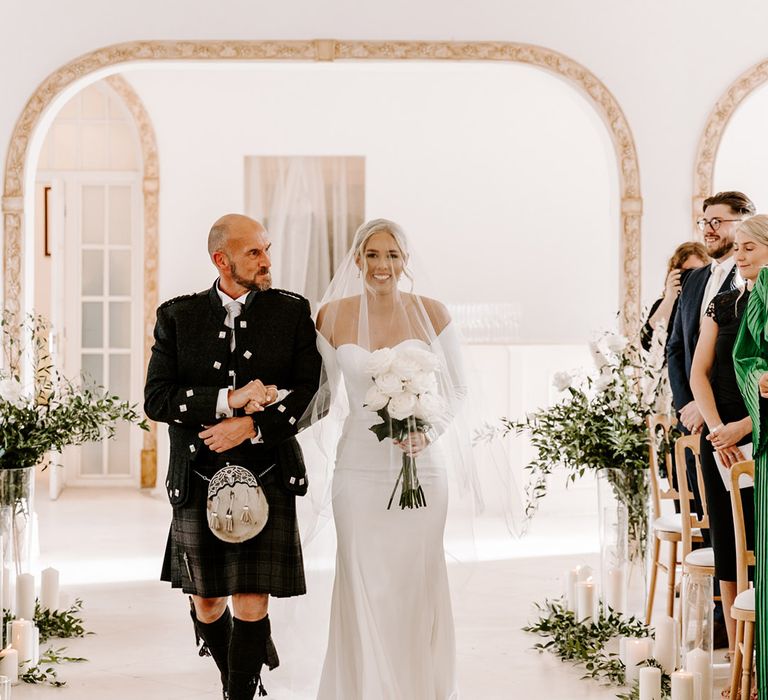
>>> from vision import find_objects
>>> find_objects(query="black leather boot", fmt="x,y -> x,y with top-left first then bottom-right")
189,598 -> 232,698
227,616 -> 280,699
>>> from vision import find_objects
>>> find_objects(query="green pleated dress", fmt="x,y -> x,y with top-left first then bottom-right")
733,266 -> 768,695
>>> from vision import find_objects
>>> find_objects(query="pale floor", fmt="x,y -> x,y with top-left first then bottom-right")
11,483 -> 731,700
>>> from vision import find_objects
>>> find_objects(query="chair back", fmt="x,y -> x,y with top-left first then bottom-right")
674,433 -> 708,561
647,414 -> 680,520
729,459 -> 756,595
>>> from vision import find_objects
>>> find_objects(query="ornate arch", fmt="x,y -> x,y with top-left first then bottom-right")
103,74 -> 160,488
3,40 -> 642,344
693,58 -> 768,215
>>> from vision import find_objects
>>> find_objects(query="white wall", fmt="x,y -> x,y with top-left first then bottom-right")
124,62 -> 616,343
714,84 -> 768,212
5,0 -> 768,311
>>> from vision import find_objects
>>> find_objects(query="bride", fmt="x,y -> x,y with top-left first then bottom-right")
310,218 -> 474,699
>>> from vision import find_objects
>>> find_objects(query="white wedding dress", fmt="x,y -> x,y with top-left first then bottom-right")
317,339 -> 458,700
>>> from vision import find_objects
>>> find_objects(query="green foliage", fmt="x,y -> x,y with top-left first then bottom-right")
0,313 -> 148,472
525,597 -> 672,699
480,331 -> 669,551
19,646 -> 87,687
34,598 -> 89,643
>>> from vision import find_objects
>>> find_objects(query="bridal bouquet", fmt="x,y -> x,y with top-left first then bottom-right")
363,345 -> 446,509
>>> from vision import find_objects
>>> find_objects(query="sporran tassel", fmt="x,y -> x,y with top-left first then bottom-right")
241,504 -> 252,524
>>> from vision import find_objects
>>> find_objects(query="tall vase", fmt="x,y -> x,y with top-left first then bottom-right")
597,468 -> 649,618
0,466 -> 36,578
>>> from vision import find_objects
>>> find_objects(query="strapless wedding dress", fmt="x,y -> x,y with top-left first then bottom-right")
317,339 -> 458,700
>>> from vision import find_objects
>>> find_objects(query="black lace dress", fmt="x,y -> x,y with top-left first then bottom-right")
700,288 -> 755,581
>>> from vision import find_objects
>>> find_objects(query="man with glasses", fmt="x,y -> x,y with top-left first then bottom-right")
666,190 -> 755,648
668,191 -> 756,434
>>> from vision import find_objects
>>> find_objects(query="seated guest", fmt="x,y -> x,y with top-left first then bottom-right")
641,241 -> 709,351
689,215 -> 768,657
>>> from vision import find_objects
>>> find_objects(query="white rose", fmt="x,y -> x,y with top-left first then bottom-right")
414,392 -> 446,422
364,347 -> 395,376
588,340 -> 611,372
407,370 -> 438,395
593,374 -> 613,393
0,378 -> 25,407
391,351 -> 422,381
605,333 -> 628,354
363,385 -> 389,411
388,391 -> 418,420
552,371 -> 572,392
407,347 -> 441,373
375,372 -> 404,396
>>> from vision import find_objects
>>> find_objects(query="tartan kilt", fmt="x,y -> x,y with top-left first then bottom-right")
160,463 -> 306,598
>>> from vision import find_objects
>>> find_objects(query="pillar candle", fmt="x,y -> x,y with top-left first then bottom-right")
605,566 -> 625,613
619,636 -> 628,665
32,624 -> 39,665
577,579 -> 596,623
653,615 -> 677,674
0,648 -> 18,685
566,567 -> 579,612
0,675 -> 10,700
566,565 -> 591,612
686,647 -> 712,700
625,638 -> 653,682
15,574 -> 34,622
671,670 -> 695,700
639,666 -> 662,700
10,619 -> 33,667
39,567 -> 59,611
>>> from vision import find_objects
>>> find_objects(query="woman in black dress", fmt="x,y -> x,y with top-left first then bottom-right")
689,216 -> 768,654
641,241 -> 708,351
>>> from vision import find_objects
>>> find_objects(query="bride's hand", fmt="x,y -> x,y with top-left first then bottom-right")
394,432 -> 429,456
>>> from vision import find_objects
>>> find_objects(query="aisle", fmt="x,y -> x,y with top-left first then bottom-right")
12,486 -> 632,699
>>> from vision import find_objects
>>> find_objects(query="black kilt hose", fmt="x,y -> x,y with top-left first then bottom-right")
145,284 -> 322,600
161,462 -> 306,598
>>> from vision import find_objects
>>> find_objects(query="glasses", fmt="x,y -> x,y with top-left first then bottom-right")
696,217 -> 741,232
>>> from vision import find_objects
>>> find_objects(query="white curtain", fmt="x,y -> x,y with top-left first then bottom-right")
245,156 -> 363,304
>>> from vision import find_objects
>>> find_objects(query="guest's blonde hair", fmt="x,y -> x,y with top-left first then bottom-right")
736,214 -> 768,247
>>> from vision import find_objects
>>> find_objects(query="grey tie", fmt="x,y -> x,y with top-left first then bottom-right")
224,301 -> 242,351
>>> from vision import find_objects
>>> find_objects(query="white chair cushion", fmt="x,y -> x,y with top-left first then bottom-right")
685,548 -> 714,567
653,514 -> 701,538
654,514 -> 682,533
733,588 -> 755,612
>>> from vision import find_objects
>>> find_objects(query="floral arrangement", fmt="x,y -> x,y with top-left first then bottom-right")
0,314 -> 147,475
478,327 -> 670,552
363,345 -> 446,509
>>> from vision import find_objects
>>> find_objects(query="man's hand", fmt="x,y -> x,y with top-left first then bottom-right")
680,400 -> 704,433
759,372 -> 768,398
228,380 -> 268,411
199,417 -> 256,453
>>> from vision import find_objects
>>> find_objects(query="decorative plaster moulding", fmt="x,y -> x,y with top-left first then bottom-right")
3,39 -> 642,336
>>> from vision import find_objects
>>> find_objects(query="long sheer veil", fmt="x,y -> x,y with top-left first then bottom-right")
272,219 -> 522,697
302,218 -> 491,543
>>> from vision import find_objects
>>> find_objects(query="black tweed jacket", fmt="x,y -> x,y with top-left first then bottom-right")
144,282 -> 322,506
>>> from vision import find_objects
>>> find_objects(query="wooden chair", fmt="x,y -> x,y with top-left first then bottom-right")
728,459 -> 756,700
646,415 -> 702,623
674,434 -> 716,642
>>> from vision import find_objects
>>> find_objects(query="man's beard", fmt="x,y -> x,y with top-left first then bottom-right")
708,239 -> 734,260
230,261 -> 272,292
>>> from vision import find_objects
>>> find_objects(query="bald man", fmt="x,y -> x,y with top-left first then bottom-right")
145,214 -> 322,699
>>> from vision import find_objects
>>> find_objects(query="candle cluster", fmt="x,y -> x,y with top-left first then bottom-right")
0,566 -> 60,685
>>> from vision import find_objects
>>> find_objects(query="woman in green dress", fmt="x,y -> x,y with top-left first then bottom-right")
732,216 -> 768,697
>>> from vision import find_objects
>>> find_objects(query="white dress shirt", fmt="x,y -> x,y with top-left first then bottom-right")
699,256 -> 736,319
212,282 -> 289,444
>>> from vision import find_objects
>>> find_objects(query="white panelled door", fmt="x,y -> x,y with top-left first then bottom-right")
62,175 -> 143,485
